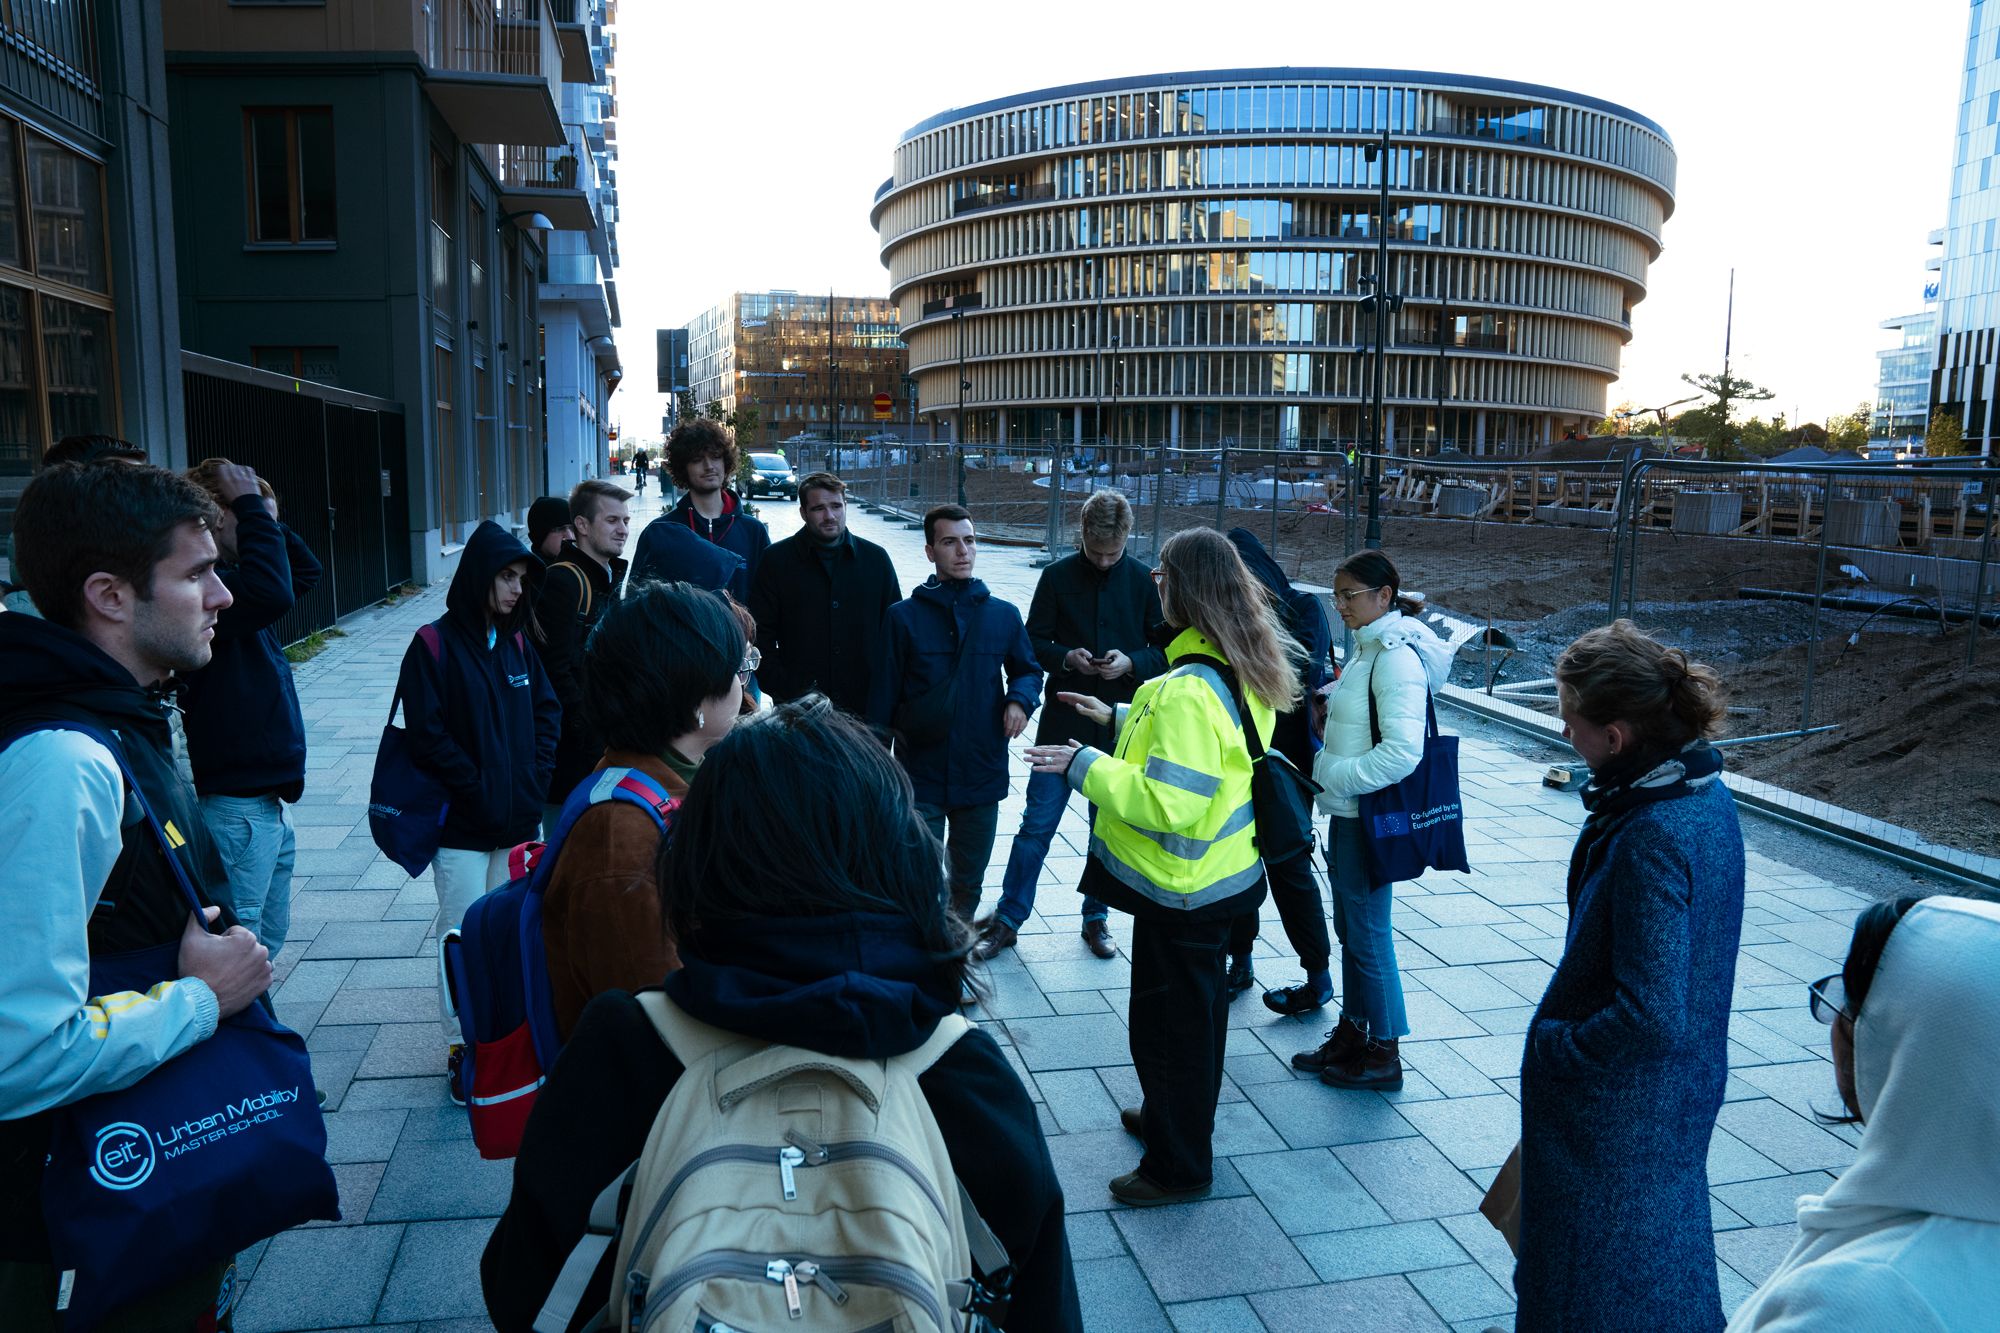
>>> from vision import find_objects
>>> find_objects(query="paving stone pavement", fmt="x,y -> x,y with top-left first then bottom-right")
237,494 -> 1927,1331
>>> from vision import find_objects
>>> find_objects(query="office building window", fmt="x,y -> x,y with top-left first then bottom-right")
0,114 -> 116,478
244,108 -> 335,244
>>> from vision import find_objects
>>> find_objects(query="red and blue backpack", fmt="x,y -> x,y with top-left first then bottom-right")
440,766 -> 678,1159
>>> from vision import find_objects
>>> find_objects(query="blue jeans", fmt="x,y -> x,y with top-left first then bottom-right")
1328,816 -> 1409,1040
197,793 -> 296,960
995,769 -> 1106,928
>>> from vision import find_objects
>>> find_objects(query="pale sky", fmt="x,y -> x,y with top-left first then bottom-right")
607,0 -> 1963,444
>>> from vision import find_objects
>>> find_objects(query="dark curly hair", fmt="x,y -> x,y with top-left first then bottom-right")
665,417 -> 738,490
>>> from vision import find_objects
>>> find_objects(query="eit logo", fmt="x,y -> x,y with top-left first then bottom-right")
90,1121 -> 155,1191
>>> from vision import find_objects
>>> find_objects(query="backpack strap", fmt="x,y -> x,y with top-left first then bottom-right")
548,560 -> 594,618
636,988 -> 747,1076
533,1160 -> 636,1333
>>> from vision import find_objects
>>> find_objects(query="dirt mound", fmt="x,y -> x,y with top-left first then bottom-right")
1726,638 -> 2000,853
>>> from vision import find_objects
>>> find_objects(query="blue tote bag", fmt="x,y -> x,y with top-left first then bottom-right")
369,622 -> 452,876
1356,670 -> 1471,885
26,723 -> 341,1331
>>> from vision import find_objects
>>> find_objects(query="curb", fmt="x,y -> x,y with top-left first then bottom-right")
1435,683 -> 2000,893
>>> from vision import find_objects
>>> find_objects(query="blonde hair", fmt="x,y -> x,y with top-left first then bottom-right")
1556,619 -> 1727,748
1079,488 -> 1132,545
1158,527 -> 1301,711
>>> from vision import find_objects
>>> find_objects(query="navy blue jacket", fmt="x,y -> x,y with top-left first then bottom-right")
627,516 -> 748,603
868,577 -> 1041,808
1024,551 -> 1167,750
641,489 -> 769,592
1515,776 -> 1745,1331
183,496 -> 323,799
482,913 -> 1081,1332
394,521 -> 561,851
1227,527 -> 1331,768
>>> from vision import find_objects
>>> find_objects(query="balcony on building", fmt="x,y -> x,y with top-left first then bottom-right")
498,118 -> 600,232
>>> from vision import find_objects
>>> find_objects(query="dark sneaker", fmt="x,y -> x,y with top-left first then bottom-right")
970,919 -> 1018,962
1109,1169 -> 1212,1207
1290,1017 -> 1366,1073
1318,1038 -> 1405,1091
1225,956 -> 1257,999
1119,1107 -> 1143,1139
446,1043 -> 467,1108
1263,982 -> 1333,1016
1081,919 -> 1117,959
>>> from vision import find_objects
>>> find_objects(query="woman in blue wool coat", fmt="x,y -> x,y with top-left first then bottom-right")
1516,620 -> 1744,1331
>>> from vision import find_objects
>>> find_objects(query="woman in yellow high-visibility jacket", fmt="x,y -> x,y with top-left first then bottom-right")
1028,526 -> 1300,1206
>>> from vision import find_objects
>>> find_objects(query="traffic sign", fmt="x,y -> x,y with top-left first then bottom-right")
873,392 -> 893,420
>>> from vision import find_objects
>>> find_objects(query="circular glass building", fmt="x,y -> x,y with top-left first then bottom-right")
871,68 -> 1674,456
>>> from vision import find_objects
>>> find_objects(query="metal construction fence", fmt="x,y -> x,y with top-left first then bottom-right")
788,443 -> 1996,813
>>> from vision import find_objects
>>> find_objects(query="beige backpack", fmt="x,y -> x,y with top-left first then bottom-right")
533,991 -> 1011,1333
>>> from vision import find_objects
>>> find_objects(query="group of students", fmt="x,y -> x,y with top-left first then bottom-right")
1,426 -> 1994,1331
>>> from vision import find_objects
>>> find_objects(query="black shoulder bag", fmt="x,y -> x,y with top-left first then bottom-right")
1183,655 -> 1321,865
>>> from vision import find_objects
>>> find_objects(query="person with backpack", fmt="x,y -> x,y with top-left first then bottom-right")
0,462 -> 277,1330
1025,527 -> 1301,1207
481,699 -> 1082,1332
1291,551 -> 1454,1093
541,580 -> 749,1040
393,520 -> 560,1095
1222,528 -> 1336,1012
535,478 -> 632,828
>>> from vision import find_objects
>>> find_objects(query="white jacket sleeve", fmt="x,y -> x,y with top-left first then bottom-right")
1314,644 -> 1429,807
0,731 -> 219,1119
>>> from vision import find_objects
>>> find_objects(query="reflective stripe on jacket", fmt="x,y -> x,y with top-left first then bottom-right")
1068,627 -> 1274,910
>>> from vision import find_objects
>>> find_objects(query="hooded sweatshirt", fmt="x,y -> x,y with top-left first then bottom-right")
1726,895 -> 2000,1331
1312,607 -> 1455,818
481,913 -> 1082,1332
393,520 -> 561,851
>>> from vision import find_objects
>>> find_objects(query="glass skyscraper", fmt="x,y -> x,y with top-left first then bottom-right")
1934,1 -> 2000,453
871,69 -> 1674,456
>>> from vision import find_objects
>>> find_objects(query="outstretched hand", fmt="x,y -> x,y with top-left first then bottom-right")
1024,739 -> 1083,775
1056,691 -> 1113,728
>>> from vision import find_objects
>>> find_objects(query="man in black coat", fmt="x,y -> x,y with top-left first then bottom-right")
534,479 -> 630,829
975,489 -> 1165,962
747,471 -> 900,715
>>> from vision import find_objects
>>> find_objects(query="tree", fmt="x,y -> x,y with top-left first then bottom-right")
702,398 -> 726,421
1678,369 -> 1777,459
1591,413 -> 1623,436
1737,414 -> 1792,458
1926,409 -> 1967,457
1825,401 -> 1873,452
673,389 -> 698,430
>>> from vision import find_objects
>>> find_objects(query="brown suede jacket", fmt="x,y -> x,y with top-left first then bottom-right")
540,749 -> 690,1040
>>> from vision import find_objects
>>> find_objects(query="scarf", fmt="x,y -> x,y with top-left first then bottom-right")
1566,740 -> 1724,911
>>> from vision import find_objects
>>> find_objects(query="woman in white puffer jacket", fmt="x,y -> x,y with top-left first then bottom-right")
1291,551 -> 1454,1093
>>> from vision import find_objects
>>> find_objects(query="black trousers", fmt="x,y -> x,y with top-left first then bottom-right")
1128,908 -> 1233,1188
1227,848 -> 1332,972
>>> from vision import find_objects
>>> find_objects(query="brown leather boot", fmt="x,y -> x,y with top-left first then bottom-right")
1319,1037 -> 1404,1091
1290,1016 -> 1365,1074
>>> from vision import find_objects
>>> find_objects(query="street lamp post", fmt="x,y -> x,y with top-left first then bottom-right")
829,362 -> 841,475
903,372 -> 916,507
1361,126 -> 1400,550
955,306 -> 969,508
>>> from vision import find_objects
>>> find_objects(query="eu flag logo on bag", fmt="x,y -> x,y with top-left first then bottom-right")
1371,812 -> 1411,838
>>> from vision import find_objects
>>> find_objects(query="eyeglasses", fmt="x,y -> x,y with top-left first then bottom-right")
739,646 -> 762,678
1332,586 -> 1383,606
1806,973 -> 1851,1025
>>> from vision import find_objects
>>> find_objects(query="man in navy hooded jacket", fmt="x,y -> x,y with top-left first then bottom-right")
393,520 -> 559,1073
868,504 -> 1041,923
182,459 -> 323,960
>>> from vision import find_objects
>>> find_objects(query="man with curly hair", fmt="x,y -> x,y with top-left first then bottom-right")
630,418 -> 769,596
